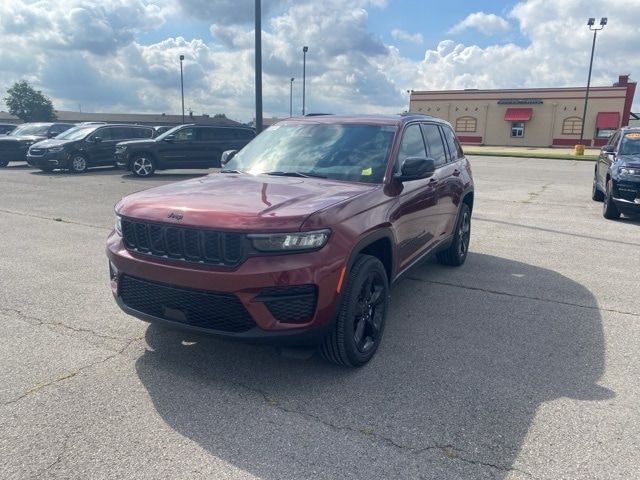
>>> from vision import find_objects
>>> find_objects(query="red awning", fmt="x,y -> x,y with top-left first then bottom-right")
504,108 -> 533,121
595,112 -> 620,129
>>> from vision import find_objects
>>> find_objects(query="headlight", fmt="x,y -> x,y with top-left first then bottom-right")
115,215 -> 122,236
48,146 -> 64,153
248,229 -> 330,252
619,167 -> 639,176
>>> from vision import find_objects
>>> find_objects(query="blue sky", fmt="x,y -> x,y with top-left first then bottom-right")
0,0 -> 637,120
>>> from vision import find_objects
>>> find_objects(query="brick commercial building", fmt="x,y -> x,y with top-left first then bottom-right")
409,75 -> 636,147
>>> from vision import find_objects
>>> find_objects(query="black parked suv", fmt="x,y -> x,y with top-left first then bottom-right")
0,122 -> 74,167
115,124 -> 256,177
0,123 -> 17,135
27,124 -> 156,173
592,127 -> 640,219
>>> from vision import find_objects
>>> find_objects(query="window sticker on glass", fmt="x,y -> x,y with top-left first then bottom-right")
361,167 -> 372,176
624,133 -> 640,139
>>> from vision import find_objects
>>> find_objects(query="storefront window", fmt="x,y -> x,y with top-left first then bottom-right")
562,117 -> 582,135
455,116 -> 477,133
596,128 -> 616,138
511,122 -> 524,138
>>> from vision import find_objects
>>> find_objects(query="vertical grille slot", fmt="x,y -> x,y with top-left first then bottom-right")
120,218 -> 244,266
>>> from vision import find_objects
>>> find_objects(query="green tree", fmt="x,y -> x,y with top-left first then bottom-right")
4,80 -> 56,122
213,113 -> 227,118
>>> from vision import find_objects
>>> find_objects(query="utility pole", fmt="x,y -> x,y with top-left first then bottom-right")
255,0 -> 263,133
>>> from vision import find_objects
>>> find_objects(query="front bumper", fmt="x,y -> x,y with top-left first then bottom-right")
27,151 -> 67,169
106,231 -> 345,344
612,178 -> 640,214
114,151 -> 129,168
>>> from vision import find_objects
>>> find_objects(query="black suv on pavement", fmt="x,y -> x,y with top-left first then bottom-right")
115,124 -> 255,177
592,127 -> 640,219
0,122 -> 74,167
27,124 -> 156,173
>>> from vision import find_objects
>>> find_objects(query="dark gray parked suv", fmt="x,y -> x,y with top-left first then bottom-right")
0,123 -> 74,167
27,124 -> 156,173
115,124 -> 256,177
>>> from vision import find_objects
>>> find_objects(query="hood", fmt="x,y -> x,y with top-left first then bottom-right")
116,173 -> 378,231
0,135 -> 45,143
619,154 -> 640,168
31,138 -> 72,148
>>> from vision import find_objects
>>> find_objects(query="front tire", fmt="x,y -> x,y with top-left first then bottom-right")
131,154 -> 156,177
69,153 -> 88,173
603,179 -> 620,219
437,203 -> 471,266
592,170 -> 604,201
320,255 -> 389,367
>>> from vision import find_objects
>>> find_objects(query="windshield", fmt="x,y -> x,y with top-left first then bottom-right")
55,126 -> 99,140
225,123 -> 395,183
155,125 -> 184,141
619,133 -> 640,155
11,124 -> 49,136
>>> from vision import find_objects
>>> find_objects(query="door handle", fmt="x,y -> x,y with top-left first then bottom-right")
452,169 -> 461,176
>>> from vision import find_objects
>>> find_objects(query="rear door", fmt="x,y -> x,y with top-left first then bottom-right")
390,122 -> 440,270
435,124 -> 466,236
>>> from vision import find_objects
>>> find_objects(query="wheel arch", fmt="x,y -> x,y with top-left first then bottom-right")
346,229 -> 395,283
129,150 -> 157,170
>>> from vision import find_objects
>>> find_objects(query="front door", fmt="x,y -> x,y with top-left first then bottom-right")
389,123 -> 439,271
157,127 -> 199,168
88,127 -> 118,166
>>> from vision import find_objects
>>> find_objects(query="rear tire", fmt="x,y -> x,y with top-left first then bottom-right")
320,255 -> 389,367
131,154 -> 156,177
602,179 -> 620,219
437,203 -> 471,266
592,170 -> 604,201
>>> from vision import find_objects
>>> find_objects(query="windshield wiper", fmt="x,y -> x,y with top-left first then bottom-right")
264,171 -> 327,179
220,169 -> 244,173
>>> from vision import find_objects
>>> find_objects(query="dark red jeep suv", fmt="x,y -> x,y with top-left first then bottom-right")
107,114 -> 474,366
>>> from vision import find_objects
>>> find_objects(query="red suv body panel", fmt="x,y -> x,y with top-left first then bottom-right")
107,114 -> 474,344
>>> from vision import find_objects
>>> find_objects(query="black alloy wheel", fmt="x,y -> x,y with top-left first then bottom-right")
320,254 -> 389,367
592,170 -> 604,201
437,203 -> 471,266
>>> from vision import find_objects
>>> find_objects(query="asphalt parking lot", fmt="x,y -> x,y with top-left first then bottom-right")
1,158 -> 639,480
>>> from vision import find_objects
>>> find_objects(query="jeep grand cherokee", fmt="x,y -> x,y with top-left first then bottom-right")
107,114 -> 474,366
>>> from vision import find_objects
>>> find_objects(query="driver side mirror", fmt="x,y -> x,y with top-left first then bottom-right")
601,144 -> 615,154
47,131 -> 56,138
221,150 -> 237,166
92,136 -> 103,143
163,134 -> 175,143
395,157 -> 436,182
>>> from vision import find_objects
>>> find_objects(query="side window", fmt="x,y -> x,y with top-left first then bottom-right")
110,128 -> 134,140
50,124 -> 68,135
93,128 -> 112,141
139,128 -> 154,138
421,123 -> 447,166
440,125 -> 461,161
397,124 -> 427,166
174,128 -> 195,141
198,127 -> 218,141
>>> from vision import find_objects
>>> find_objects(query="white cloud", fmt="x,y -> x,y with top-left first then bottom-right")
391,29 -> 424,45
449,12 -> 509,35
1,0 -> 638,121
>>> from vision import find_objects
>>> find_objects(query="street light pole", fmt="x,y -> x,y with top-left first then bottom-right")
579,17 -> 607,146
302,46 -> 308,115
289,77 -> 295,117
255,0 -> 263,133
179,54 -> 185,124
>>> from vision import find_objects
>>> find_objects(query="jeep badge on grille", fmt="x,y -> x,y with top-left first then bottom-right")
167,212 -> 184,221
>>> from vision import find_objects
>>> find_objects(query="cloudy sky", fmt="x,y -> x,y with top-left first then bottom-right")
0,0 -> 638,122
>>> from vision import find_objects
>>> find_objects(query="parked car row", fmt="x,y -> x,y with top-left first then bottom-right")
0,122 -> 256,176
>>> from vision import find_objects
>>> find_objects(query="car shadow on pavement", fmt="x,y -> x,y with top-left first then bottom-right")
134,253 -> 612,479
